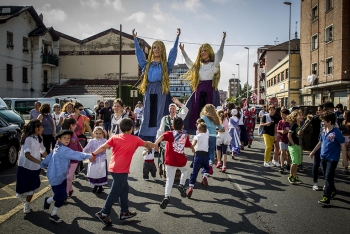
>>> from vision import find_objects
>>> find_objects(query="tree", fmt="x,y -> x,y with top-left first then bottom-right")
236,83 -> 253,105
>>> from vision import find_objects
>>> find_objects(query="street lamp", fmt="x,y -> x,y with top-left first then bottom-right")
284,1 -> 291,107
244,47 -> 249,105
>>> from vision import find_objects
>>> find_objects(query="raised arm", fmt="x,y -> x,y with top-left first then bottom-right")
133,29 -> 147,69
214,32 -> 226,67
180,44 -> 194,68
167,28 -> 181,72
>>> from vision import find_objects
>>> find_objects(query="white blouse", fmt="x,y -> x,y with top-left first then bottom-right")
181,39 -> 225,81
18,135 -> 46,170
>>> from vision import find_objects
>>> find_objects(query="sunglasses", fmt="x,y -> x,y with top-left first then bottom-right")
78,108 -> 84,111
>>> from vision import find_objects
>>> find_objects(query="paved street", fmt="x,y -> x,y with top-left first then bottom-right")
0,131 -> 349,234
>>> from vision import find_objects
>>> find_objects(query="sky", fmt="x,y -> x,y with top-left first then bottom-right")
5,0 -> 301,92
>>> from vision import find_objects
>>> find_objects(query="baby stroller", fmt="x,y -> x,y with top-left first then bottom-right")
157,143 -> 181,181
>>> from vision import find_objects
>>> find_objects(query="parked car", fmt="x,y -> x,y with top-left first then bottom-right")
83,107 -> 96,129
0,98 -> 25,129
0,116 -> 21,167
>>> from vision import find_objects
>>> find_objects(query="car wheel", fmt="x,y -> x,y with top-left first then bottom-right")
7,144 -> 18,167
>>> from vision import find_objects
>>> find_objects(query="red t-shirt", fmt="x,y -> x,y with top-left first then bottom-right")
163,131 -> 192,167
277,120 -> 290,144
106,133 -> 145,173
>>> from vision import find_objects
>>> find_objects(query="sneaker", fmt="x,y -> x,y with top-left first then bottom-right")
160,197 -> 170,209
209,165 -> 213,175
49,215 -> 63,223
23,203 -> 32,214
220,166 -> 226,173
202,176 -> 208,187
272,160 -> 276,165
43,197 -> 51,212
186,187 -> 193,198
331,191 -> 337,199
279,167 -> 285,174
312,183 -> 320,191
120,210 -> 137,220
95,212 -> 112,226
177,184 -> 186,198
144,178 -> 150,181
275,162 -> 281,167
318,196 -> 330,206
264,162 -> 272,167
216,161 -> 222,168
288,175 -> 296,184
294,176 -> 302,184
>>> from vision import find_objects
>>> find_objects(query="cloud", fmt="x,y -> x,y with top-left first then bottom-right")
195,13 -> 216,21
152,3 -> 180,24
80,0 -> 124,11
125,12 -> 147,24
38,4 -> 67,24
212,0 -> 229,3
171,0 -> 202,12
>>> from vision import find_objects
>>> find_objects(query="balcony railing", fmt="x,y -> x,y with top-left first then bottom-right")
42,54 -> 59,66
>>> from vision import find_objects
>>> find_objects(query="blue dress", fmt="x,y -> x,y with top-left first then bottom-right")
229,116 -> 241,155
134,37 -> 179,142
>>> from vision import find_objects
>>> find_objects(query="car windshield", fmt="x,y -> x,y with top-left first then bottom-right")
0,98 -> 9,110
84,108 -> 94,115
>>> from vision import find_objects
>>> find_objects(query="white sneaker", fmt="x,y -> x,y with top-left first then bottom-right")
268,162 -> 274,167
275,162 -> 281,167
264,162 -> 272,167
272,160 -> 276,165
312,183 -> 319,191
23,203 -> 32,214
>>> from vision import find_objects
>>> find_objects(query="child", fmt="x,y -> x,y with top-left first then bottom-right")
154,117 -> 194,209
340,110 -> 350,174
277,109 -> 290,173
286,110 -> 303,184
310,111 -> 346,205
186,122 -> 209,198
229,109 -> 241,159
200,104 -> 224,174
16,120 -> 48,214
61,117 -> 82,198
84,127 -> 108,193
41,130 -> 95,223
142,148 -> 157,180
260,105 -> 276,167
93,118 -> 156,226
216,109 -> 231,172
95,119 -> 108,138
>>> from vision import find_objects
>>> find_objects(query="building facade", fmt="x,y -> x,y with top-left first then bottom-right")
169,63 -> 192,98
218,90 -> 228,103
300,0 -> 350,106
0,6 -> 59,98
228,78 -> 240,98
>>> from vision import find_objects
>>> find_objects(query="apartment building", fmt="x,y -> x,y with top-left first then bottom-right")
300,0 -> 350,106
219,90 -> 228,103
0,6 -> 59,98
228,78 -> 240,98
169,63 -> 192,98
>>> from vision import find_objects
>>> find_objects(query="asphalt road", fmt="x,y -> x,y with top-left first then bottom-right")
0,132 -> 349,234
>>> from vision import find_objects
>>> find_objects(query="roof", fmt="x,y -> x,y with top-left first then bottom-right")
259,39 -> 300,60
44,79 -> 139,99
29,27 -> 60,41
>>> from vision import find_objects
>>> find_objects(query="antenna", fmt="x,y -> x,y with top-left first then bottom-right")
274,37 -> 279,45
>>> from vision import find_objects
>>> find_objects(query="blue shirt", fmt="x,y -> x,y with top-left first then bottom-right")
134,37 -> 179,82
41,143 -> 91,186
320,127 -> 345,161
201,116 -> 223,137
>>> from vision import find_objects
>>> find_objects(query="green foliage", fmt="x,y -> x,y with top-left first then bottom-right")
116,85 -> 144,108
236,83 -> 253,105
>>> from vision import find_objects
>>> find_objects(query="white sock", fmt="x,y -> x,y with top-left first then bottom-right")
203,173 -> 208,178
51,206 -> 59,216
189,184 -> 194,188
25,202 -> 30,207
47,197 -> 54,204
101,213 -> 107,217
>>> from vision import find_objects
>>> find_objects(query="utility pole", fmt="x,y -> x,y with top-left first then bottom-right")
119,24 -> 122,98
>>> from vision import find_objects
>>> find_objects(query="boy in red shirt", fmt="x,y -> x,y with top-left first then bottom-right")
92,118 -> 156,225
155,117 -> 194,209
277,109 -> 290,173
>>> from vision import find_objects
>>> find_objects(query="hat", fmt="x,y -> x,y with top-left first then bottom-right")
169,103 -> 179,110
231,109 -> 238,116
55,130 -> 73,140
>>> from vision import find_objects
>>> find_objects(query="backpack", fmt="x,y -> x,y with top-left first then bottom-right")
258,114 -> 271,136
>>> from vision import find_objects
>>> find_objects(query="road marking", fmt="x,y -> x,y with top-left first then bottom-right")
0,196 -> 16,201
0,184 -> 51,224
0,182 -> 16,196
0,174 -> 16,178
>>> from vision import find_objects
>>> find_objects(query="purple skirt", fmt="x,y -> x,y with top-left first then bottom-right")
184,80 -> 220,135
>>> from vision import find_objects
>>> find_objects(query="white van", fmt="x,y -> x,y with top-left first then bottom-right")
3,97 -> 78,120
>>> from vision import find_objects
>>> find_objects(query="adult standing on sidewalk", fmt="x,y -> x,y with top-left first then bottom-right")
260,105 -> 276,167
30,101 -> 41,120
37,103 -> 56,154
134,102 -> 143,129
99,100 -> 113,139
258,105 -> 268,124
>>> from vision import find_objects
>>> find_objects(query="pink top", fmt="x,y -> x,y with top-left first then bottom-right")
222,118 -> 229,131
68,132 -> 83,163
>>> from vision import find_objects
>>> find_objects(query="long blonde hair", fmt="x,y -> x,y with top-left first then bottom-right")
200,104 -> 220,125
139,40 -> 170,95
182,43 -> 220,91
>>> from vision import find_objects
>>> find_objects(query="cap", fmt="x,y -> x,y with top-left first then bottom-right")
55,130 -> 73,140
169,103 -> 179,110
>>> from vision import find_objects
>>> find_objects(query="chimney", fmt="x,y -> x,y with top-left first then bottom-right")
39,13 -> 43,23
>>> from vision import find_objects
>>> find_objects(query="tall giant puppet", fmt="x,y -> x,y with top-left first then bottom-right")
132,29 -> 180,142
180,32 -> 226,135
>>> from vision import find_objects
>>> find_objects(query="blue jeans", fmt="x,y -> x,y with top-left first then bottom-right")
312,148 -> 321,183
189,153 -> 210,186
104,122 -> 111,138
321,158 -> 338,199
101,173 -> 129,215
209,136 -> 216,163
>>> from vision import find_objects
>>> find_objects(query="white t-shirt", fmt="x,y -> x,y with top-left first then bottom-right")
52,113 -> 61,125
193,132 -> 209,152
110,113 -> 127,135
259,110 -> 268,118
238,111 -> 244,125
143,148 -> 155,160
18,135 -> 46,170
134,107 -> 143,119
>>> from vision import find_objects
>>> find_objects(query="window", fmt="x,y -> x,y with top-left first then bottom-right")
326,0 -> 333,12
277,74 -> 280,83
7,32 -> 13,48
325,25 -> 333,43
281,72 -> 284,81
311,34 -> 318,50
7,64 -> 13,81
312,5 -> 318,21
274,77 -> 276,85
286,69 -> 289,78
23,37 -> 28,52
312,63 -> 318,74
22,67 -> 28,83
326,58 -> 333,75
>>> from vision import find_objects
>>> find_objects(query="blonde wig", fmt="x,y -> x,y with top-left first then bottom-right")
139,40 -> 170,95
287,110 -> 303,124
182,43 -> 220,91
200,104 -> 220,126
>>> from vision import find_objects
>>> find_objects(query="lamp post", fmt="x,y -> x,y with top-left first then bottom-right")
236,63 -> 240,95
284,1 -> 291,107
244,47 -> 249,105
232,73 -> 235,79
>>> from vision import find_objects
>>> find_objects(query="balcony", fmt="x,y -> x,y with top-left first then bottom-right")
42,54 -> 59,66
